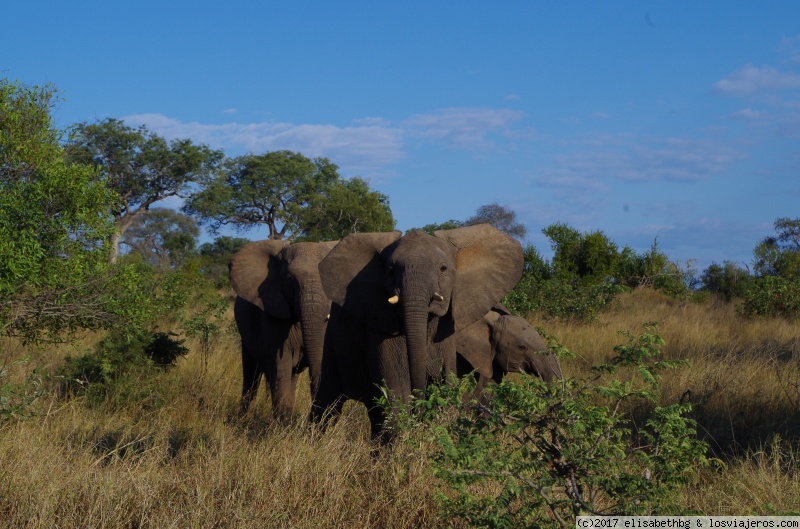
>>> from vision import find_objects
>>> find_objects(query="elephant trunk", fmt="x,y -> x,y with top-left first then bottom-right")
400,268 -> 434,398
299,284 -> 328,396
529,353 -> 563,382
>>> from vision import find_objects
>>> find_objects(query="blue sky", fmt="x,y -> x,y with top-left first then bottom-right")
4,2 -> 800,270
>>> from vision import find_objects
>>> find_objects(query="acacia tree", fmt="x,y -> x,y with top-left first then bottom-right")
185,150 -> 394,241
465,202 -> 527,240
67,118 -> 224,262
0,80 -> 117,340
123,208 -> 200,269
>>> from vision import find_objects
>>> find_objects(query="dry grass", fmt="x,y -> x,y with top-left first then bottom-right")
2,288 -> 800,526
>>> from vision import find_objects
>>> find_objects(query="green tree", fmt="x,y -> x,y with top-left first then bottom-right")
185,150 -> 394,241
0,80 -> 116,341
544,223 -> 619,283
67,118 -> 224,262
123,208 -> 200,269
198,235 -> 251,258
197,235 -> 251,285
753,217 -> 800,281
701,261 -> 751,301
464,202 -> 527,240
299,176 -> 395,241
615,240 -> 693,297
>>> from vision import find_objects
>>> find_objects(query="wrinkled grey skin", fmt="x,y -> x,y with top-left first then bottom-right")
229,240 -> 337,422
456,305 -> 562,402
312,224 -> 523,439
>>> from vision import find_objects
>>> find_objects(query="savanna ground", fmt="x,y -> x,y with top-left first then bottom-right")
1,288 -> 799,528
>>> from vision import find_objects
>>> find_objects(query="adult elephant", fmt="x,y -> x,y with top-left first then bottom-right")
229,239 -> 337,421
456,305 -> 562,403
312,224 -> 523,438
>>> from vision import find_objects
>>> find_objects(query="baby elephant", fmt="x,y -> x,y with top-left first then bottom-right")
455,305 -> 562,401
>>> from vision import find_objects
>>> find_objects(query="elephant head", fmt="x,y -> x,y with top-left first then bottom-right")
456,306 -> 562,386
319,224 -> 523,399
229,239 -> 338,396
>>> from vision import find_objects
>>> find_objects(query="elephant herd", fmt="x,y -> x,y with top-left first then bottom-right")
228,224 -> 562,439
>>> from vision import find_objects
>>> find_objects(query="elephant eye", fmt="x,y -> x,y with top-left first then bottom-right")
518,344 -> 528,351
439,263 -> 448,272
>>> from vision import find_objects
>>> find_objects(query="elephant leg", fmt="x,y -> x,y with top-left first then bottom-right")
310,361 -> 346,428
240,347 -> 262,414
267,357 -> 297,423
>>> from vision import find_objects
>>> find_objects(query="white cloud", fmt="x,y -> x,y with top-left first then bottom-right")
714,64 -> 800,97
403,107 -> 527,149
504,94 -> 521,101
779,34 -> 800,63
534,136 -> 743,185
222,108 -> 238,115
123,114 -> 405,175
729,108 -> 763,120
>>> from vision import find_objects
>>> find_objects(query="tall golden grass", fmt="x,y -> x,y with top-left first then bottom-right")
1,288 -> 798,527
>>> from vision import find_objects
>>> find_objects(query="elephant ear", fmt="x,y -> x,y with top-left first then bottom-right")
435,224 -> 523,331
316,240 -> 340,260
229,240 -> 291,318
318,231 -> 402,333
456,310 -> 500,379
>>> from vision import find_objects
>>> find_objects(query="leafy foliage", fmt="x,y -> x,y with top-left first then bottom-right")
391,325 -> 710,527
740,276 -> 800,320
123,208 -> 200,269
545,223 -> 619,284
67,118 -> 224,261
197,235 -> 251,286
185,150 -> 395,241
615,240 -> 694,298
734,217 -> 800,319
503,273 -> 624,321
753,217 -> 800,281
0,80 -> 120,342
58,328 -> 187,406
296,176 -> 395,241
701,261 -> 751,301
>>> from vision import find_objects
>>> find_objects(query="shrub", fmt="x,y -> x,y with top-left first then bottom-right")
701,261 -> 751,301
391,325 -> 711,526
615,240 -> 694,298
58,328 -> 187,406
503,276 -> 624,321
740,276 -> 800,320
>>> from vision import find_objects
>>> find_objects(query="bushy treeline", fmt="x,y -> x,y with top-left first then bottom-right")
0,79 -> 394,345
502,220 -> 800,321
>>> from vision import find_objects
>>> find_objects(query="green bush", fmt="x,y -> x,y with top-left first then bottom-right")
740,276 -> 800,320
503,276 -> 624,321
391,325 -> 711,526
701,261 -> 751,301
58,328 -> 187,406
615,240 -> 693,299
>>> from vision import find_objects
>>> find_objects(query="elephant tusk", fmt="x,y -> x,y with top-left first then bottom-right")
388,294 -> 400,304
433,292 -> 444,302
326,314 -> 330,321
